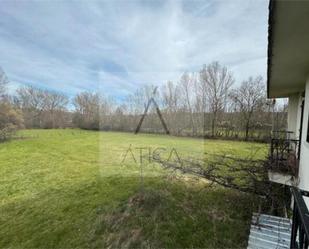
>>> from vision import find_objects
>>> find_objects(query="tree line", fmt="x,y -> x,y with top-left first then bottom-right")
0,62 -> 287,142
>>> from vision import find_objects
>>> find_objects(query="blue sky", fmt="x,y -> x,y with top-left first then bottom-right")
0,0 -> 268,100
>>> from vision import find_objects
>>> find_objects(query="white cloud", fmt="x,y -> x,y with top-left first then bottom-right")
0,0 -> 268,100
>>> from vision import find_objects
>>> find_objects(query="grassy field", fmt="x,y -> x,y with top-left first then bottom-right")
0,129 -> 268,248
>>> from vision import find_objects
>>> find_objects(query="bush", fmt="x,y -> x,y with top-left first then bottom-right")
0,103 -> 23,142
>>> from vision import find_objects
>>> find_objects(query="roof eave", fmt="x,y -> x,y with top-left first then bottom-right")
267,0 -> 276,99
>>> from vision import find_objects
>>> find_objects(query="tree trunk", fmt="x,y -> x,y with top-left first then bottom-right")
245,120 -> 250,141
212,119 -> 215,137
211,112 -> 217,137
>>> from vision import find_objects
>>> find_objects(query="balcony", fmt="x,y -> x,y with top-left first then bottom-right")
267,131 -> 300,185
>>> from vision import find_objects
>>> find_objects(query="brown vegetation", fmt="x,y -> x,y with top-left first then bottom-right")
0,68 -> 23,141
0,62 -> 287,141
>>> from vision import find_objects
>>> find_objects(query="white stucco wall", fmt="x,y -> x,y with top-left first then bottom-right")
298,77 -> 309,193
296,95 -> 304,140
288,94 -> 301,139
287,93 -> 303,139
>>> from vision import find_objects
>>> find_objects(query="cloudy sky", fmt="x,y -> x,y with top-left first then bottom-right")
0,0 -> 268,100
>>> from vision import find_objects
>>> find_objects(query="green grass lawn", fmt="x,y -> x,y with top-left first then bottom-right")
0,129 -> 268,248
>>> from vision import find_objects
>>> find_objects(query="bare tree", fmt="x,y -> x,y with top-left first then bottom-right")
199,62 -> 234,136
0,67 -> 9,101
194,72 -> 208,136
17,86 -> 69,128
17,86 -> 46,127
111,105 -> 127,131
4,62 -> 283,140
127,85 -> 157,115
229,76 -> 266,140
179,72 -> 197,135
44,91 -> 69,128
161,81 -> 182,134
73,92 -> 100,130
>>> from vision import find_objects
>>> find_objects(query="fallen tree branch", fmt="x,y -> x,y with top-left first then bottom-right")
153,152 -> 271,197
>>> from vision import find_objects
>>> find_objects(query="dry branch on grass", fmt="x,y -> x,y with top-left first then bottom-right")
153,152 -> 271,197
154,151 -> 292,215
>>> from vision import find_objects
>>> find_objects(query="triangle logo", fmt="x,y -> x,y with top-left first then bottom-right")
135,87 -> 170,135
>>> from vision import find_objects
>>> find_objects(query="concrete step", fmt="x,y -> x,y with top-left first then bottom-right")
248,235 -> 289,248
250,229 -> 290,245
251,217 -> 291,230
247,213 -> 292,249
248,237 -> 289,249
250,225 -> 291,240
252,213 -> 291,224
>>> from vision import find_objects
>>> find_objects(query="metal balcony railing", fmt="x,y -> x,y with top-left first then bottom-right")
290,187 -> 309,249
268,131 -> 300,176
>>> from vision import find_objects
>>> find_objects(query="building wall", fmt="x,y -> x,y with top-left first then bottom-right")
296,94 -> 304,140
299,77 -> 309,193
288,94 -> 301,139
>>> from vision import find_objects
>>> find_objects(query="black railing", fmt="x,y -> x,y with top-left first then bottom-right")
290,187 -> 309,249
272,130 -> 294,139
269,131 -> 300,176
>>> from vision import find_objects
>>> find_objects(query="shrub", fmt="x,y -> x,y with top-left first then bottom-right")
0,103 -> 23,142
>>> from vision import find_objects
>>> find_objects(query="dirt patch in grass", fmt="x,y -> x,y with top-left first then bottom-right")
91,189 -> 173,248
90,183 -> 258,249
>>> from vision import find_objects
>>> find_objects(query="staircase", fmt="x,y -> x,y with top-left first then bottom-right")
247,213 -> 292,249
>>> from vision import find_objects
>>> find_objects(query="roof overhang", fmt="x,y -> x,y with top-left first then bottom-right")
267,0 -> 309,98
